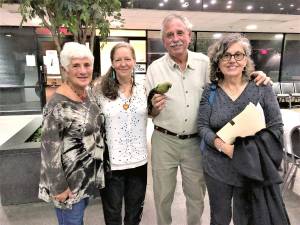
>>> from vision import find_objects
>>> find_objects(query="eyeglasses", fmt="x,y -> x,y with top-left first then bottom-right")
220,52 -> 245,61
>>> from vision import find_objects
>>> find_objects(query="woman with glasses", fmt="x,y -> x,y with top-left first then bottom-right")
197,33 -> 290,225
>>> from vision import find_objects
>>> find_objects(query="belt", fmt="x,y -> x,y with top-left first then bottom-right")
154,125 -> 198,139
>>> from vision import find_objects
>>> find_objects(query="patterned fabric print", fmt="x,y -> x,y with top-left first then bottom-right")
38,93 -> 105,209
94,81 -> 148,170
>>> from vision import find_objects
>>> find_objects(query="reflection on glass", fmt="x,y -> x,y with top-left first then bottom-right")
0,87 -> 41,114
196,32 -> 226,55
129,40 -> 146,62
0,27 -> 40,114
245,33 -> 281,82
147,31 -> 166,66
282,34 -> 300,81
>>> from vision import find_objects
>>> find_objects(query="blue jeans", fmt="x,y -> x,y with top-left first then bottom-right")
55,198 -> 89,225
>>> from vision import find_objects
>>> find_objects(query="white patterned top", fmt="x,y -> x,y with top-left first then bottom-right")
95,81 -> 148,170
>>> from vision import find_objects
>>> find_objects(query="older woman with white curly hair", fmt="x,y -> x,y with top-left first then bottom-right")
39,42 -> 106,225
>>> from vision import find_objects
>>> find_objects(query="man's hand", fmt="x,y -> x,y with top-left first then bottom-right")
53,188 -> 74,203
251,71 -> 273,86
151,93 -> 166,116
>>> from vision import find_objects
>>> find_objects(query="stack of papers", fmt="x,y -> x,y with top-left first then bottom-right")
216,102 -> 266,144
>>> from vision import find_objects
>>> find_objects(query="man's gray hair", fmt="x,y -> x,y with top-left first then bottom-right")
160,14 -> 193,38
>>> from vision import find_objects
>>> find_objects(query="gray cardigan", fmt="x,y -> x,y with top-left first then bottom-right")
197,81 -> 283,186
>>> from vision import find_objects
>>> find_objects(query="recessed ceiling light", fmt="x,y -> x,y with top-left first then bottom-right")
246,24 -> 257,30
280,7 -> 284,10
274,34 -> 283,39
5,34 -> 12,37
182,2 -> 189,7
213,33 -> 222,38
260,6 -> 264,9
297,8 -> 300,11
277,3 -> 282,6
203,4 -> 208,8
226,5 -> 232,9
196,0 -> 201,4
159,2 -> 164,7
210,0 -> 217,5
246,5 -> 253,10
180,0 -> 184,3
163,0 -> 168,2
227,1 -> 232,4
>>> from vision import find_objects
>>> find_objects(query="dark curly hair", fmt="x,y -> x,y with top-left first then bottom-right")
208,33 -> 255,82
94,42 -> 136,100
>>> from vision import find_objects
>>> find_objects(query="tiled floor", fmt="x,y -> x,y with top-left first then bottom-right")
0,165 -> 299,225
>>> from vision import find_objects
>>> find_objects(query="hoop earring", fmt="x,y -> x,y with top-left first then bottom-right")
216,67 -> 221,73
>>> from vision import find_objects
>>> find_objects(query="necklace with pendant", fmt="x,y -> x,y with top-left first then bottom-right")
66,81 -> 87,101
123,97 -> 132,110
121,81 -> 134,110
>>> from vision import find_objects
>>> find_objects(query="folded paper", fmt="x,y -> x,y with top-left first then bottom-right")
216,102 -> 266,144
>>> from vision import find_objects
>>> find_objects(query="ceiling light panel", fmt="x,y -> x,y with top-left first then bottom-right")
246,5 -> 253,10
246,24 -> 257,30
122,0 -> 300,15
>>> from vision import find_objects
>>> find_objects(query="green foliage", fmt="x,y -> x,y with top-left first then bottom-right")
26,127 -> 42,143
19,0 -> 123,52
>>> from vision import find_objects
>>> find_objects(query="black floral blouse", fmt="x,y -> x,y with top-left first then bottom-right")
38,93 -> 105,209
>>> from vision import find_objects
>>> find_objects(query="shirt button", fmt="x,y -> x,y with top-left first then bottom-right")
187,105 -> 189,107
185,91 -> 188,94
183,130 -> 186,133
185,119 -> 188,122
183,77 -> 186,80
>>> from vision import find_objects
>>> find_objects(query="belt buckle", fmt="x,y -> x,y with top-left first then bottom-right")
178,134 -> 187,139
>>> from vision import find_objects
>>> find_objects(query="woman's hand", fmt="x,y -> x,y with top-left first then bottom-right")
251,71 -> 272,86
221,143 -> 234,159
214,137 -> 234,158
53,188 -> 74,202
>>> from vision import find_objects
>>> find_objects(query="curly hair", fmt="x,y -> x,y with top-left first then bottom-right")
94,42 -> 136,100
207,33 -> 255,82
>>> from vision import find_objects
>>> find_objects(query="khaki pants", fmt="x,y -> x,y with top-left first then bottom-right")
151,130 -> 206,225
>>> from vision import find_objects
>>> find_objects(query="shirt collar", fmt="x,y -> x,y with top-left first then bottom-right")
166,50 -> 196,70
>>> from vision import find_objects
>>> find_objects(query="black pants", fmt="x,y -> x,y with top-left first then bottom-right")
100,164 -> 147,225
204,172 -> 251,225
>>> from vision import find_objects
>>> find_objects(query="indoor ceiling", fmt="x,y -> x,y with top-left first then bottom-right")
121,0 -> 300,15
1,2 -> 300,34
119,8 -> 300,33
